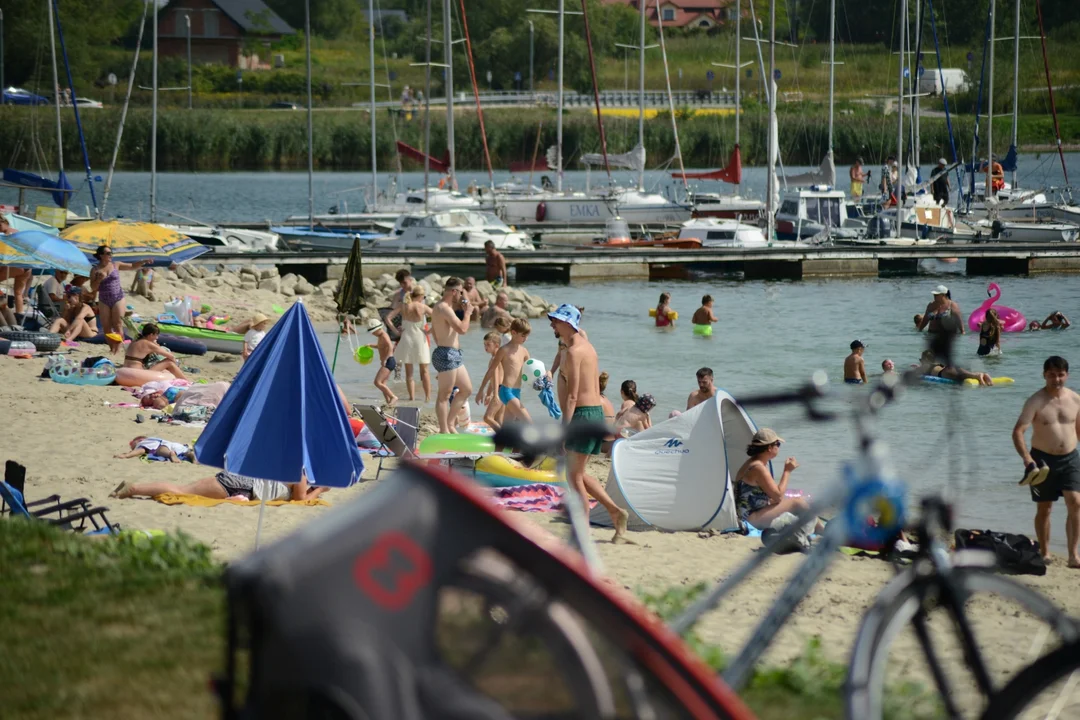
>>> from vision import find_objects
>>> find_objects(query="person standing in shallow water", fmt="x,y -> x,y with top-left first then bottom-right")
431,277 -> 473,434
549,303 -> 630,543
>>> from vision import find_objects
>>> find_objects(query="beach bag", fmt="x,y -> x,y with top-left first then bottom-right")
954,529 -> 1046,576
173,405 -> 210,423
761,512 -> 813,554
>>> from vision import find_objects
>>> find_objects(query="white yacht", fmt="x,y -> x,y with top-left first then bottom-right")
284,187 -> 485,227
496,185 -> 691,226
374,210 -> 534,251
967,217 -> 1079,243
688,192 -> 765,221
774,186 -> 865,242
675,218 -> 768,248
160,224 -> 282,253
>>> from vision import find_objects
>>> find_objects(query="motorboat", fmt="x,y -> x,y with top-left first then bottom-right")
688,192 -> 764,221
270,226 -> 380,252
496,186 -> 691,226
967,217 -> 1079,243
674,217 -> 768,248
283,187 -> 486,228
160,224 -> 282,254
586,217 -> 702,249
374,210 -> 534,251
774,186 -> 865,242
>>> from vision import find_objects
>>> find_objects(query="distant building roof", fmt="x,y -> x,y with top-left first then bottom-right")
602,0 -> 732,29
202,0 -> 295,35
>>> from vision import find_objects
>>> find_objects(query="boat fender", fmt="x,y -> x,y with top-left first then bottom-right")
535,201 -> 547,222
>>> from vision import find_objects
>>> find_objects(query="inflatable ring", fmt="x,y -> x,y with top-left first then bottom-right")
474,455 -> 561,487
50,363 -> 116,386
0,329 -> 62,352
693,323 -> 713,337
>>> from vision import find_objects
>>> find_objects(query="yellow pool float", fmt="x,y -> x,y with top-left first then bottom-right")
475,455 -> 561,487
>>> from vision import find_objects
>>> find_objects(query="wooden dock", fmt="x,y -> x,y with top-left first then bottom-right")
190,243 -> 1080,285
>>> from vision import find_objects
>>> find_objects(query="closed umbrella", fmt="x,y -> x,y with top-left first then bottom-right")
60,219 -> 209,265
1,230 -> 92,276
194,299 -> 364,545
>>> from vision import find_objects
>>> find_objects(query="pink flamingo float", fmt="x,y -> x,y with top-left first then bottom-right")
967,282 -> 1027,333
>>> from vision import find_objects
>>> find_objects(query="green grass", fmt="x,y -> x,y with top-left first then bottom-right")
0,520 -> 943,719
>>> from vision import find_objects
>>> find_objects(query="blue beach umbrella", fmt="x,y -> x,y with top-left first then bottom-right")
195,300 -> 364,489
1,230 -> 93,276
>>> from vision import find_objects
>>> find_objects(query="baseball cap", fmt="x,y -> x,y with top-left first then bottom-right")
750,428 -> 784,446
932,285 -> 949,295
547,303 -> 582,332
850,339 -> 865,350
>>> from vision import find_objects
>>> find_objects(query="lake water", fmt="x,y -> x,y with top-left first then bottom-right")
7,156 -> 1079,548
10,152 -> 1074,222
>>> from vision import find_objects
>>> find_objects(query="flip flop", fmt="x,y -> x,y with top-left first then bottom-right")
1030,462 -> 1051,487
1020,463 -> 1041,486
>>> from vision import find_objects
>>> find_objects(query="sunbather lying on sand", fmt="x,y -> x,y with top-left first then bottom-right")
114,436 -> 195,463
110,471 -> 329,502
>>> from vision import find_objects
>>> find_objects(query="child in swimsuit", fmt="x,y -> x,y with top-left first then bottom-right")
843,340 -> 868,384
477,319 -> 533,425
365,318 -> 398,406
654,292 -> 675,328
476,332 -> 505,428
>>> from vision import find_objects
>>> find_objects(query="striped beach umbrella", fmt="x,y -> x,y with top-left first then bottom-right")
60,219 -> 209,266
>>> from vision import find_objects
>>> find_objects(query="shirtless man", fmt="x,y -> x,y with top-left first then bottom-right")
431,277 -> 473,433
686,367 -> 716,410
477,318 -> 533,424
481,292 -> 512,328
844,340 -> 868,384
549,303 -> 630,543
462,277 -> 487,320
383,268 -> 414,339
1012,356 -> 1080,567
484,240 -> 508,288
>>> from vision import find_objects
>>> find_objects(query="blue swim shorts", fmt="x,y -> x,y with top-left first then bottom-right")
497,384 -> 522,405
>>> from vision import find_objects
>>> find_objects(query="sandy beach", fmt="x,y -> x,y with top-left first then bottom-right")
5,268 -> 1080,699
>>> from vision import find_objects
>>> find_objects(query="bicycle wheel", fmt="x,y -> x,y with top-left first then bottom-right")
980,640 -> 1080,719
846,561 -> 1079,720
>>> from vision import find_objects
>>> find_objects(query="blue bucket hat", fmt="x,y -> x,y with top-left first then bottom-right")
547,303 -> 582,332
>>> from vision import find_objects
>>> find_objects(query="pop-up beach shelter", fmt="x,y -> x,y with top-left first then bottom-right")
590,390 -> 761,532
195,299 -> 364,545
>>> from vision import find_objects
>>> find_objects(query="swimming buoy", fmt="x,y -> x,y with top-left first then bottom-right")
535,202 -> 547,222
648,308 -> 678,320
922,375 -> 1014,387
474,455 -> 561,487
693,324 -> 713,337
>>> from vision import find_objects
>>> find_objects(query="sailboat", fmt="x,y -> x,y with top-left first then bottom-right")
492,0 -> 690,227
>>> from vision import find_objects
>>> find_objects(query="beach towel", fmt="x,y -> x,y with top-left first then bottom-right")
533,376 -> 562,420
151,493 -> 330,507
486,483 -> 596,513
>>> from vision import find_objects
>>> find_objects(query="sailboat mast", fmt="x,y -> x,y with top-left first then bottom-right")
734,0 -> 741,196
827,0 -> 834,153
986,0 -> 995,201
443,0 -> 455,189
636,0 -> 645,191
912,0 -> 921,171
423,0 -> 432,210
305,0 -> 314,227
766,0 -> 775,242
151,0 -> 158,222
368,0 -> 377,202
556,0 -> 565,192
1010,0 -> 1021,187
46,0 -> 64,177
895,0 -> 905,239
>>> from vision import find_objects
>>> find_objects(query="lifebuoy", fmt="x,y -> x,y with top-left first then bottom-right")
535,201 -> 547,222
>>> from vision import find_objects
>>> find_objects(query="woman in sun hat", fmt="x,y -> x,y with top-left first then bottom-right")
733,428 -> 822,531
916,284 -> 964,335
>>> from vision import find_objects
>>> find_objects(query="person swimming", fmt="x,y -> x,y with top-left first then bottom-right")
654,292 -> 675,328
843,340 -> 868,384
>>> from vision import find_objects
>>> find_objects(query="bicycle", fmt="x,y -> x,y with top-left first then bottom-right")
661,369 -> 1080,719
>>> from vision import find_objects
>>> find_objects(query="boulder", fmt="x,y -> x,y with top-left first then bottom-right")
280,285 -> 294,297
376,273 -> 395,290
526,293 -> 546,307
182,276 -> 202,288
475,280 -> 494,295
526,304 -> 546,319
319,279 -> 339,291
293,279 -> 313,296
422,273 -> 443,289
220,273 -> 243,288
280,273 -> 298,289
258,275 -> 281,293
165,270 -> 180,282
508,300 -> 525,315
507,287 -> 528,302
240,264 -> 259,279
203,277 -> 224,288
259,267 -> 279,280
361,277 -> 376,294
240,280 -> 258,291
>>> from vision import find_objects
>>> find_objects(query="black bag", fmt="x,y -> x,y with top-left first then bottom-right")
954,529 -> 1047,576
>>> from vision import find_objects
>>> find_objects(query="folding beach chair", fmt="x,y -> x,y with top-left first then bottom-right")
0,461 -> 120,534
356,405 -> 418,481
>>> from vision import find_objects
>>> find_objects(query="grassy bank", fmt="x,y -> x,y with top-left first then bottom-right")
4,104 -> 1077,173
1,520 -> 940,719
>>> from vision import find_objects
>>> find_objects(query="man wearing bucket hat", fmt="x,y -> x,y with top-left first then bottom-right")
548,303 -> 631,542
365,318 -> 398,406
917,285 -> 964,335
931,157 -> 951,206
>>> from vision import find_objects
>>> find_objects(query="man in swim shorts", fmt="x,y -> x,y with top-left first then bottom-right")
485,240 -> 508,288
1012,355 -> 1080,567
844,340 -> 868,384
686,367 -> 716,410
432,277 -> 473,433
478,318 -> 533,424
549,303 -> 630,543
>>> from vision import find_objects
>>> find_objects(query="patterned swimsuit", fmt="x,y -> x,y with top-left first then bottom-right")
97,266 -> 124,307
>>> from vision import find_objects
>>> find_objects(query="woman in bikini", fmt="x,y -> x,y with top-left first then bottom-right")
90,245 -> 147,353
916,285 -> 964,335
734,428 -> 822,531
49,287 -> 98,343
977,308 -> 1003,356
123,323 -> 187,379
917,349 -> 993,386
613,381 -> 654,436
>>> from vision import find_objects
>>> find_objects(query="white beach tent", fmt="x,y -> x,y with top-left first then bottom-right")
590,390 -> 762,532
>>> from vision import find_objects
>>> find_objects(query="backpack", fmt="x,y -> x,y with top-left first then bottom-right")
954,529 -> 1047,576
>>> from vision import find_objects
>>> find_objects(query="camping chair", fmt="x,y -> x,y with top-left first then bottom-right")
0,461 -> 119,534
356,405 -> 418,481
34,284 -> 62,324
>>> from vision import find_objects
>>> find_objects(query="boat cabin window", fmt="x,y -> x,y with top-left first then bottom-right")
706,231 -> 736,240
399,216 -> 422,228
407,196 -> 424,204
806,200 -> 820,222
822,198 -> 842,227
779,200 -> 799,216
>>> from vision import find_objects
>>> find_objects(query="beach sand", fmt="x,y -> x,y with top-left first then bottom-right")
6,270 -> 1080,701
